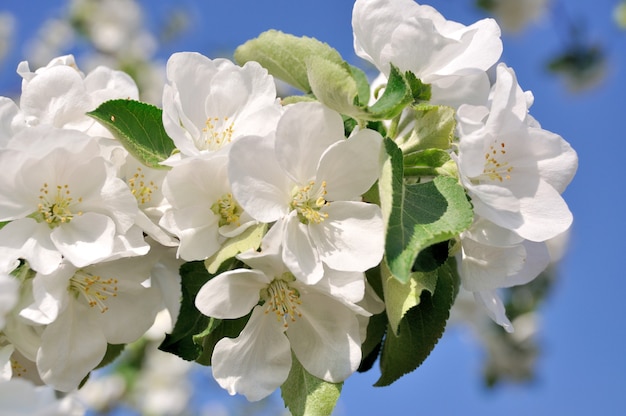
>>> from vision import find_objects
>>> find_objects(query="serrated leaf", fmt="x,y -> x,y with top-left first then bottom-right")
234,29 -> 344,93
88,99 -> 175,169
405,71 -> 432,102
158,261 -> 214,361
375,258 -> 459,386
281,353 -> 343,416
367,65 -> 412,120
379,138 -> 473,283
204,223 -> 267,274
396,104 -> 456,154
382,259 -> 438,335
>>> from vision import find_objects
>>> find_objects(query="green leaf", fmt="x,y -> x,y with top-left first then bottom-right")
367,65 -> 413,120
158,261 -> 215,361
375,258 -> 459,386
396,104 -> 456,154
281,353 -> 343,416
204,223 -> 267,274
88,99 -> 175,169
379,138 -> 473,283
381,260 -> 438,335
405,71 -> 432,102
403,148 -> 453,178
357,311 -> 387,373
306,55 -> 362,117
0,221 -> 8,230
349,64 -> 371,107
234,29 -> 344,93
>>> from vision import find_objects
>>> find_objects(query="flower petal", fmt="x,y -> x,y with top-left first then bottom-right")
211,306 -> 291,401
195,269 -> 269,319
288,292 -> 362,382
310,201 -> 384,273
283,213 -> 323,284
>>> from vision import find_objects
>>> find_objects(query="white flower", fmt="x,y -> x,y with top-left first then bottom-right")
20,254 -> 162,392
194,237 -> 370,401
160,154 -> 255,261
0,126 -> 147,273
352,0 -> 501,106
17,55 -> 138,136
457,218 -> 551,331
455,64 -> 577,242
229,102 -> 384,284
161,52 -> 282,160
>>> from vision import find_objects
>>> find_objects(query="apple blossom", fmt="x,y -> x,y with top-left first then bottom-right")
161,52 -> 282,160
229,102 -> 384,284
195,234 -> 371,401
454,63 -> 578,242
0,126 -> 147,273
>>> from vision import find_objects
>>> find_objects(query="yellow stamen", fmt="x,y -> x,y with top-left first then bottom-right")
291,180 -> 329,224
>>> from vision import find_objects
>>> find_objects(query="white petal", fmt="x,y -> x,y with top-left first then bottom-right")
50,212 -> 116,267
0,219 -> 61,274
288,293 -> 362,382
37,301 -> 107,392
316,128 -> 382,201
515,180 -> 573,242
282,213 -> 323,284
473,290 -> 513,333
195,269 -> 269,319
211,306 -> 291,401
310,202 -> 384,273
275,102 -> 345,184
229,135 -> 292,222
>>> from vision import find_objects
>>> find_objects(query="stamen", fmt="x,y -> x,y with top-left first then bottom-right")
201,116 -> 235,151
35,183 -> 83,228
127,166 -> 158,205
482,141 -> 513,182
263,276 -> 302,328
291,180 -> 330,224
69,270 -> 118,313
211,193 -> 243,227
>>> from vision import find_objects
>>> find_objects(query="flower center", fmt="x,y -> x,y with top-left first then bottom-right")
127,166 -> 158,205
34,183 -> 83,228
69,270 -> 118,313
291,180 -> 329,224
211,193 -> 243,227
263,275 -> 302,328
482,141 -> 513,182
200,116 -> 235,151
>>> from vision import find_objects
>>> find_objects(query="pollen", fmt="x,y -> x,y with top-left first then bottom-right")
128,166 -> 158,205
69,270 -> 119,313
263,276 -> 302,328
10,360 -> 27,377
291,180 -> 329,224
201,116 -> 235,151
482,141 -> 513,182
211,193 -> 243,227
35,183 -> 83,228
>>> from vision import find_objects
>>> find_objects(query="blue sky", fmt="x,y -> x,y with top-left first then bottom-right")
1,1 -> 625,415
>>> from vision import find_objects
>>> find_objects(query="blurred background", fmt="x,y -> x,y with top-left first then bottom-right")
0,0 -> 624,414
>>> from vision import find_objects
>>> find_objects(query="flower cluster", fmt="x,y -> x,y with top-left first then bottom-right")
0,0 -> 577,412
